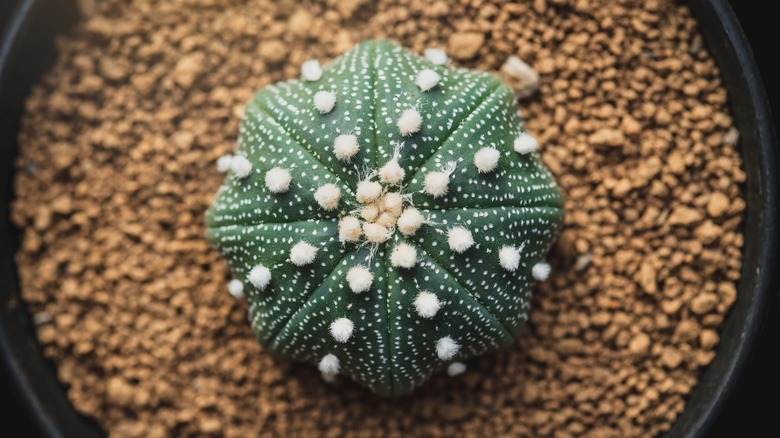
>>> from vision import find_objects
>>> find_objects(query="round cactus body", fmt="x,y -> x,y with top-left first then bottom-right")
206,40 -> 564,395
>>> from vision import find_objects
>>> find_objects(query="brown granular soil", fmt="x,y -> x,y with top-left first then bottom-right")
12,0 -> 746,436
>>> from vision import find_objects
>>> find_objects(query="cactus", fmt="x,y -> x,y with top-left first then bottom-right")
206,40 -> 564,395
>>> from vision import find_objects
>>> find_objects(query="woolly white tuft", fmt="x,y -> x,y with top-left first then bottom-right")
347,265 -> 373,293
265,167 -> 291,193
356,180 -> 383,203
397,208 -> 424,236
216,154 -> 233,173
414,291 -> 441,318
247,264 -> 271,290
447,362 -> 467,376
227,279 -> 244,299
416,69 -> 441,91
318,353 -> 340,375
376,212 -> 395,229
289,241 -> 318,266
330,317 -> 354,343
436,336 -> 460,360
361,204 -> 379,222
230,155 -> 252,179
363,223 -> 390,244
333,134 -> 359,161
338,216 -> 362,242
514,132 -> 539,154
379,160 -> 405,185
424,171 -> 450,198
499,245 -> 521,272
391,243 -> 417,269
398,108 -> 422,136
474,147 -> 500,173
448,226 -> 474,253
532,261 -> 552,281
314,183 -> 341,211
301,59 -> 322,81
313,90 -> 336,113
424,48 -> 449,65
382,192 -> 404,216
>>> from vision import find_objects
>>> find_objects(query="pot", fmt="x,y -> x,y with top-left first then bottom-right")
0,0 -> 776,436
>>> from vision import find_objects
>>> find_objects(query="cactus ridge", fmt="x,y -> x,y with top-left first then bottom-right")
206,40 -> 564,395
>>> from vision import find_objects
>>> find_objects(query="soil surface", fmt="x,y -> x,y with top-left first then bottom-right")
12,0 -> 745,436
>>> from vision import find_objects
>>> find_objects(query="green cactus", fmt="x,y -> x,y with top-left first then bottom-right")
206,39 -> 564,395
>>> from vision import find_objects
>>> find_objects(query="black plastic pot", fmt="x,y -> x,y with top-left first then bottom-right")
1,0 -> 777,436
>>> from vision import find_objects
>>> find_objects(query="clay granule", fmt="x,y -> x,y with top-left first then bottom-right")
12,0 -> 745,437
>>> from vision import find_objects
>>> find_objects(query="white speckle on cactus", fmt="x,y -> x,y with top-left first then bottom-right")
346,265 -> 373,293
333,134 -> 359,161
301,59 -> 322,81
390,243 -> 417,269
318,353 -> 340,375
447,362 -> 467,376
314,183 -> 341,211
474,147 -> 500,173
424,47 -> 449,65
264,167 -> 291,193
227,279 -> 244,299
356,180 -> 383,204
338,216 -> 362,242
363,222 -> 391,244
499,245 -> 521,272
379,159 -> 405,185
397,208 -> 424,236
216,154 -> 233,173
289,241 -> 318,266
514,132 -> 539,154
330,317 -> 354,343
423,171 -> 450,198
313,90 -> 336,113
247,264 -> 271,290
397,108 -> 422,136
532,261 -> 551,281
447,226 -> 474,253
436,336 -> 460,360
416,69 -> 441,91
230,155 -> 252,179
413,291 -> 441,318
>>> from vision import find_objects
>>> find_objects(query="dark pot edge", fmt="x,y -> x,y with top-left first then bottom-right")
668,1 -> 779,436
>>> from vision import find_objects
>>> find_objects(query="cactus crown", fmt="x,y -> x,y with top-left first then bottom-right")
206,40 -> 564,395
